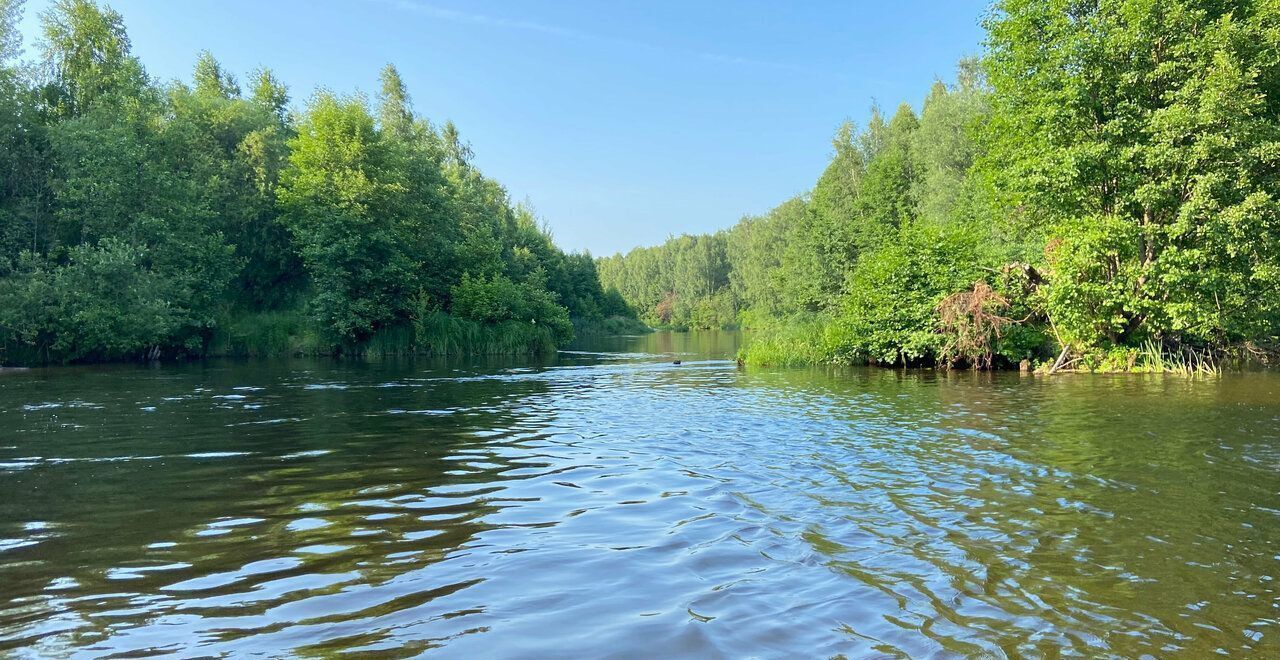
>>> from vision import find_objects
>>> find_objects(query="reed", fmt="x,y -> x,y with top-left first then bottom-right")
573,316 -> 651,337
209,309 -> 563,358
1135,339 -> 1221,375
738,316 -> 843,367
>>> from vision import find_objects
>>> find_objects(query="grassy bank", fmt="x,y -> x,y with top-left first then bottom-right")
2,308 -> 650,366
735,317 -> 843,368
207,309 -> 606,359
207,310 -> 653,359
738,319 -> 1267,375
573,315 -> 652,337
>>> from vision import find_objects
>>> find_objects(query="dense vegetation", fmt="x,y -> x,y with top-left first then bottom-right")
600,0 -> 1280,372
0,0 -> 639,366
3,0 -> 1277,372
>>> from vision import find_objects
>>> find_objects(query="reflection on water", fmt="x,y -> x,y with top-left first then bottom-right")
1,330 -> 1279,656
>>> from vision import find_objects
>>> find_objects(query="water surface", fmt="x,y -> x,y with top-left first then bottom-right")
2,331 -> 1279,657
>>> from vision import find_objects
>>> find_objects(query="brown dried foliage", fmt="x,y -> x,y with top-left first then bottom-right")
655,291 -> 677,325
937,281 -> 1013,369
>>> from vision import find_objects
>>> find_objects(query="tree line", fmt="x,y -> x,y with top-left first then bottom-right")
599,0 -> 1280,372
0,0 -> 638,365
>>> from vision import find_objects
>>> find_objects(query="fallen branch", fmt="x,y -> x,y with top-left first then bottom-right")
1047,343 -> 1070,375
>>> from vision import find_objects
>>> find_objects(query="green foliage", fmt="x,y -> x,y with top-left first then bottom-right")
912,61 -> 989,225
827,224 -> 985,365
39,0 -> 149,119
0,28 -> 49,275
783,124 -> 863,311
450,273 -> 573,344
727,197 -> 805,319
0,0 -> 22,63
166,56 -> 297,308
854,104 -> 920,243
0,0 -> 635,365
278,91 -> 416,344
575,315 -> 651,336
983,0 -> 1280,355
737,315 -> 845,367
0,240 -> 176,362
597,232 -> 733,328
207,309 -> 320,357
622,1 -> 1280,373
608,60 -> 1009,367
204,307 -> 567,359
6,0 -> 1280,374
410,310 -> 560,357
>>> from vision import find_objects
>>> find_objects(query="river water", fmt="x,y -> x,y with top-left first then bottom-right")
1,330 -> 1279,657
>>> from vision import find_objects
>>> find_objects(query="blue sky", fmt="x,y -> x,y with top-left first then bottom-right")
16,0 -> 990,256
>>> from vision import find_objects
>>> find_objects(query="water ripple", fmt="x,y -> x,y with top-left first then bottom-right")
1,333 -> 1279,656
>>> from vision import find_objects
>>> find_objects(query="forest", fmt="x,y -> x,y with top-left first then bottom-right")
0,0 -> 639,365
3,0 -> 1279,372
599,0 -> 1280,372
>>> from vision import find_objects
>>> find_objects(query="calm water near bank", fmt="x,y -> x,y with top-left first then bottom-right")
2,331 -> 1279,657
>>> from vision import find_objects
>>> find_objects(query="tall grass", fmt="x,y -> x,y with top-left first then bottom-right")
738,316 -> 846,367
209,308 -> 564,358
573,315 -> 651,336
1050,340 -> 1224,375
408,311 -> 559,356
1135,340 -> 1221,375
208,309 -> 326,357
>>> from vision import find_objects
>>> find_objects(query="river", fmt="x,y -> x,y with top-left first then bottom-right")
2,330 -> 1278,657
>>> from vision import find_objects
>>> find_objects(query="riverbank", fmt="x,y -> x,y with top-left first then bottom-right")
0,311 -> 650,367
209,312 -> 650,360
215,312 -> 650,359
737,319 -> 1270,375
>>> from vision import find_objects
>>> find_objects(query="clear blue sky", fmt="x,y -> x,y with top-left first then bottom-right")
16,0 -> 990,256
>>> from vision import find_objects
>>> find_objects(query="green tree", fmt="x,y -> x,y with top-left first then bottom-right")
249,67 -> 289,122
0,0 -> 22,62
912,59 -> 989,225
376,63 -> 457,307
40,0 -> 149,119
0,0 -> 51,272
830,224 -> 985,365
983,0 -> 1280,351
192,49 -> 239,99
728,197 -> 805,321
779,124 -> 862,312
165,53 -> 297,308
278,91 -> 415,344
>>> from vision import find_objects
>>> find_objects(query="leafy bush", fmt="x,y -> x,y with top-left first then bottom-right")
450,273 -> 573,345
0,240 -> 177,363
828,225 -> 984,365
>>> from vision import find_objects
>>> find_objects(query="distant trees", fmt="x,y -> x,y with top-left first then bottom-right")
600,65 -> 993,346
0,0 -> 634,364
596,232 -> 732,329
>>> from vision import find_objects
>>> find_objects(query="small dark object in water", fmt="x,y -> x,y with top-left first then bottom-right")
673,360 -> 682,365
